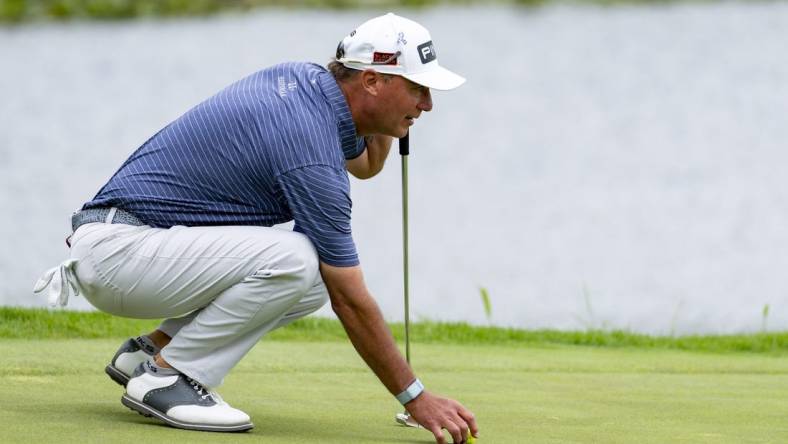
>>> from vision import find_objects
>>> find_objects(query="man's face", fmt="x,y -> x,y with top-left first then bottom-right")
376,75 -> 433,138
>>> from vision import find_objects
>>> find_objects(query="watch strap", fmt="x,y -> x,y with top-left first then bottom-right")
396,378 -> 424,405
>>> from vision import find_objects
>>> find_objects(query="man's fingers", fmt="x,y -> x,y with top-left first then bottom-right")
428,420 -> 467,444
458,407 -> 479,437
408,393 -> 478,443
452,415 -> 470,443
429,425 -> 446,444
446,423 -> 461,444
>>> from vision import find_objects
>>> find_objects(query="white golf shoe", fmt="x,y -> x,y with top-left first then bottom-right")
121,363 -> 253,432
105,337 -> 156,387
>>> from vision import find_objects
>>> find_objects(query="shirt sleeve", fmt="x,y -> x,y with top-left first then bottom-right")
275,165 -> 359,267
346,137 -> 366,160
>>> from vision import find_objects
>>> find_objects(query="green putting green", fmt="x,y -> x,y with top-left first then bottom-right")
3,337 -> 788,443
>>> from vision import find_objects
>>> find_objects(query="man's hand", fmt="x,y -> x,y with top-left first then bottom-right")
319,263 -> 479,444
406,391 -> 479,444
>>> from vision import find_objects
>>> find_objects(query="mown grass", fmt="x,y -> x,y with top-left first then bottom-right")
4,306 -> 788,442
0,0 -> 711,24
3,306 -> 788,354
4,338 -> 788,443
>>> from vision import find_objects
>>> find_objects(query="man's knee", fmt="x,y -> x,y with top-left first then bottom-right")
259,232 -> 320,294
290,234 -> 320,291
302,284 -> 329,314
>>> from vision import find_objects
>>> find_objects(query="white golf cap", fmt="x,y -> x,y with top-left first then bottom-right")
335,12 -> 466,91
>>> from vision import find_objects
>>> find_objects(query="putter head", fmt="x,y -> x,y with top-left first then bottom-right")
395,412 -> 421,428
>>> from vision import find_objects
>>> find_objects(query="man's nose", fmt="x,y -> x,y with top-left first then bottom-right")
418,89 -> 433,112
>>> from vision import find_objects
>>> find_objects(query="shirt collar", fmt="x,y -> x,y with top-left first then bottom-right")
317,70 -> 363,160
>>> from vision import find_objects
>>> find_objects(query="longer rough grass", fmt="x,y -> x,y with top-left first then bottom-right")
3,306 -> 788,354
0,0 -> 721,23
3,339 -> 788,443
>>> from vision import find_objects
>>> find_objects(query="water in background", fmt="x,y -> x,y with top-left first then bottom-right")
2,4 -> 787,334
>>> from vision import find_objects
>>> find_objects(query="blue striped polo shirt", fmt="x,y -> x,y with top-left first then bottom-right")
83,62 -> 366,267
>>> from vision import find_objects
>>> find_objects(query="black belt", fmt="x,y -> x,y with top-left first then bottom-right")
71,207 -> 146,232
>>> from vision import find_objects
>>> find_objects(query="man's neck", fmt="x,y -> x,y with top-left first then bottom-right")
335,77 -> 371,137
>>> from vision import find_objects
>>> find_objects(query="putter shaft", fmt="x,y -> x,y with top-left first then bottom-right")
400,134 -> 410,364
396,134 -> 418,428
402,153 -> 410,364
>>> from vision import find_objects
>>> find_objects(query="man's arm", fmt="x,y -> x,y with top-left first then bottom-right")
320,262 -> 479,444
346,135 -> 393,179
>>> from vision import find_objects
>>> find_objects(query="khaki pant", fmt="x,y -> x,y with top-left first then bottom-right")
69,222 -> 328,387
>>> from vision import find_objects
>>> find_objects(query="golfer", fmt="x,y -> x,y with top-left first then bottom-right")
35,12 -> 477,444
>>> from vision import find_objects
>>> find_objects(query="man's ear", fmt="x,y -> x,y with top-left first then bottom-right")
360,69 -> 381,96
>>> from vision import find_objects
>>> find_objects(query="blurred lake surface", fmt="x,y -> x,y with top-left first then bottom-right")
2,3 -> 787,334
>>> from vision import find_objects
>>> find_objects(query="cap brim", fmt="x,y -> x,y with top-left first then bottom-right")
403,65 -> 466,91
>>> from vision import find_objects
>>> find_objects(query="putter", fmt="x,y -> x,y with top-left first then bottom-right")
394,133 -> 421,429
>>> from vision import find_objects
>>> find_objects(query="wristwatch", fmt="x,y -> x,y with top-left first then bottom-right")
396,378 -> 424,405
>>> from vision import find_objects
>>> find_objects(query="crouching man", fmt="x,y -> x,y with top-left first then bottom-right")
35,12 -> 478,444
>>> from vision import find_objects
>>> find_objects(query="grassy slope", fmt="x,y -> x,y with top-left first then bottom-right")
3,308 -> 788,442
0,0 -> 619,24
3,307 -> 788,353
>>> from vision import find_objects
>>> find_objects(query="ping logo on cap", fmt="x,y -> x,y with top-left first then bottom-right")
417,41 -> 436,64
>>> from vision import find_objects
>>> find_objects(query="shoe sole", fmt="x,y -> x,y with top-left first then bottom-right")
121,394 -> 254,432
105,365 -> 130,387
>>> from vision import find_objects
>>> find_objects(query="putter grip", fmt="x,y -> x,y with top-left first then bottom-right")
399,133 -> 409,156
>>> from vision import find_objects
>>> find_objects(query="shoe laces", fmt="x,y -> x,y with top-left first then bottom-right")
186,377 -> 216,401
